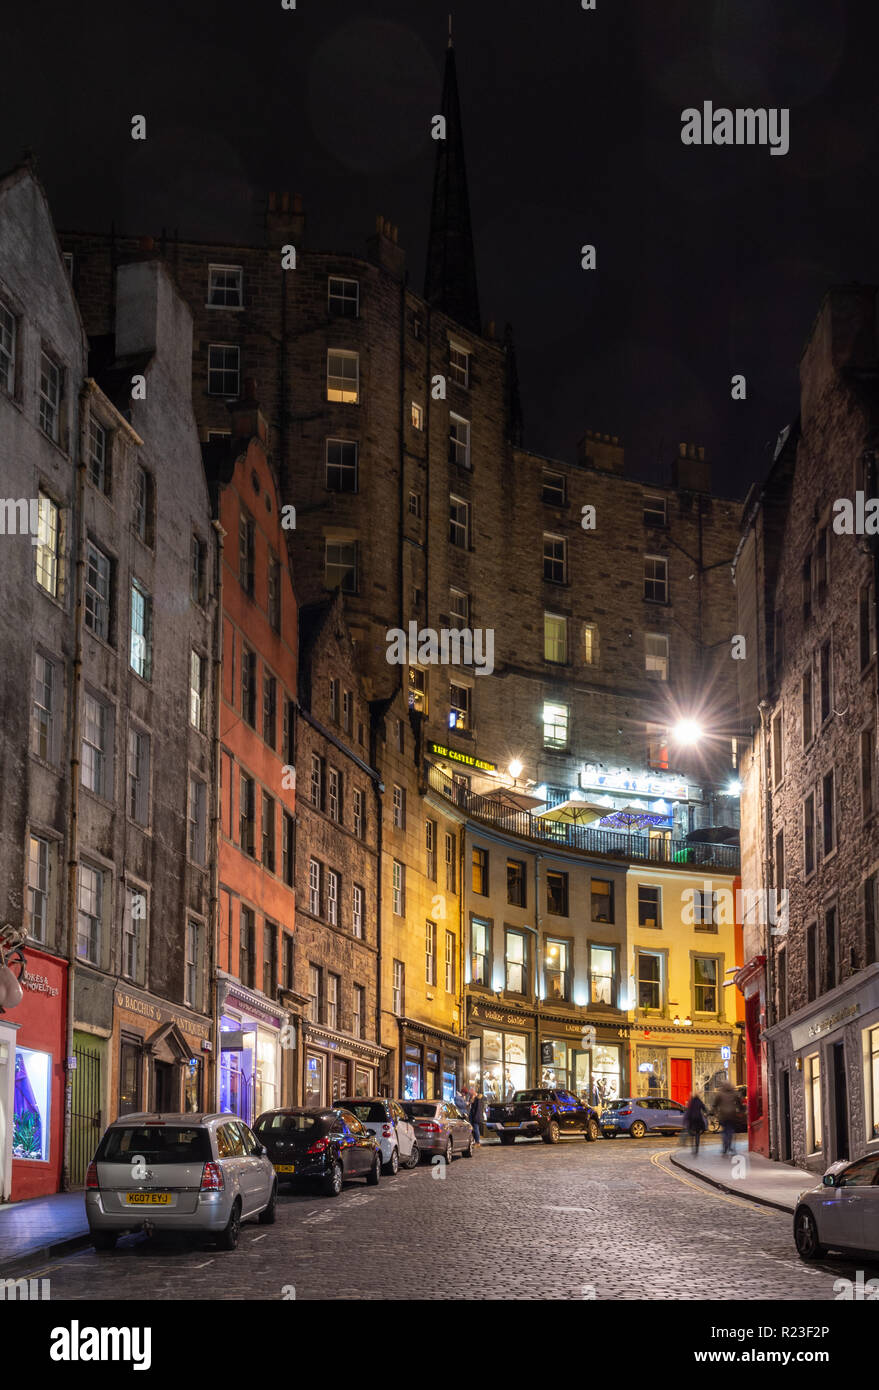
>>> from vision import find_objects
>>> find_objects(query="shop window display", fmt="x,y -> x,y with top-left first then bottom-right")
481,1028 -> 527,1102
14,1047 -> 51,1162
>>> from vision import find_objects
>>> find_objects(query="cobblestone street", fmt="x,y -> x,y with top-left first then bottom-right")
14,1137 -> 879,1301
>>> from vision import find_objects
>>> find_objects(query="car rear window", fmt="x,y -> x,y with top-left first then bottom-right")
511,1090 -> 549,1103
97,1127 -> 212,1163
604,1100 -> 630,1111
341,1103 -> 387,1123
402,1102 -> 439,1118
254,1113 -> 324,1135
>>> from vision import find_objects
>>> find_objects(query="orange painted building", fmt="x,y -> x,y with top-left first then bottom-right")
205,389 -> 298,1125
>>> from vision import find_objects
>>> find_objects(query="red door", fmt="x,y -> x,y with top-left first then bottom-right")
670,1058 -> 692,1106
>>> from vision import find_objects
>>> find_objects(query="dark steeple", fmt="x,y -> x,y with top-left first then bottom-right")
424,38 -> 481,333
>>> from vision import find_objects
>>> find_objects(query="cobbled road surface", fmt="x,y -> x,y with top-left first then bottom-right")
17,1136 -> 879,1300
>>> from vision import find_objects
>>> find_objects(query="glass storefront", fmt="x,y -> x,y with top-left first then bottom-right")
354,1066 -> 372,1097
305,1052 -> 324,1107
541,1039 -> 570,1089
635,1044 -> 667,1096
183,1057 -> 203,1113
13,1047 -> 50,1162
476,1029 -> 528,1103
256,1032 -> 277,1115
404,1045 -> 422,1100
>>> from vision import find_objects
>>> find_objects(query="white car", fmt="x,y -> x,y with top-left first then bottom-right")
794,1152 -> 879,1260
337,1098 -> 419,1175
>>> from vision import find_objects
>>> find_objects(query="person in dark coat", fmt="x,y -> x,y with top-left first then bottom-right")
683,1093 -> 708,1155
469,1089 -> 485,1145
714,1080 -> 739,1156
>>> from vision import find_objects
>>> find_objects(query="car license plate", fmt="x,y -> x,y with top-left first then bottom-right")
126,1192 -> 171,1205
504,1122 -> 518,1128
604,1124 -> 617,1130
274,1164 -> 296,1173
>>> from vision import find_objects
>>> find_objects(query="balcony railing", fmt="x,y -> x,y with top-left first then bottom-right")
426,763 -> 740,873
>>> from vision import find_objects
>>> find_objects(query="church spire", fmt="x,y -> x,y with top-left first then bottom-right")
424,37 -> 481,334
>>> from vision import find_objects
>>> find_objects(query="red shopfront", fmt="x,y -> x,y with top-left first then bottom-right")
6,949 -> 67,1201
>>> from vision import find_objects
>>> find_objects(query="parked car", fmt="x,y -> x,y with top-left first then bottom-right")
794,1153 -> 879,1260
252,1107 -> 381,1196
485,1088 -> 603,1144
85,1113 -> 277,1252
338,1097 -> 419,1174
600,1096 -> 687,1138
399,1099 -> 474,1163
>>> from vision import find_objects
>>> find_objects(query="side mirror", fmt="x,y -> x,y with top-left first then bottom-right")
822,1173 -> 837,1187
257,1143 -> 268,1157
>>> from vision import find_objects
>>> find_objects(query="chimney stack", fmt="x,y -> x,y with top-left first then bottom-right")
265,191 -> 305,249
672,443 -> 711,493
578,429 -> 625,475
366,213 -> 405,279
228,378 -> 267,444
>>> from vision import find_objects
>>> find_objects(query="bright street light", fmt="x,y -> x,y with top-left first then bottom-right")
508,758 -> 523,779
672,718 -> 703,746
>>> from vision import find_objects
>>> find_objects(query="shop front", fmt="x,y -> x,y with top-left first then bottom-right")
630,1025 -> 741,1105
218,976 -> 287,1125
0,948 -> 67,1201
111,984 -> 213,1124
398,1019 -> 466,1101
467,998 -> 628,1102
301,1021 -> 386,1106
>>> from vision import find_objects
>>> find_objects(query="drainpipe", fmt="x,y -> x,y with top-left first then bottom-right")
757,697 -> 777,1158
61,389 -> 89,1190
209,518 -> 226,1108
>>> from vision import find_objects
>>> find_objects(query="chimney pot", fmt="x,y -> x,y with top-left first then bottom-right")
679,443 -> 687,458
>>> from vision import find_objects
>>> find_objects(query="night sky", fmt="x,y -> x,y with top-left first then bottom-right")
5,0 -> 879,498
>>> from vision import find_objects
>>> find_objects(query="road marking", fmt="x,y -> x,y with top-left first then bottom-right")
251,1234 -> 268,1242
192,1259 -> 214,1269
649,1151 -> 769,1211
541,1205 -> 595,1213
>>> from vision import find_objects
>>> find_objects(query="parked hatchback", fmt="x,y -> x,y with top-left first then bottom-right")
253,1107 -> 381,1196
85,1113 -> 277,1252
794,1153 -> 879,1260
399,1099 -> 474,1163
600,1096 -> 687,1138
337,1097 -> 419,1174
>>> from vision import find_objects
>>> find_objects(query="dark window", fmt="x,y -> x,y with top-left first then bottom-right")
506,859 -> 526,907
591,878 -> 614,923
865,875 -> 877,968
825,907 -> 838,993
263,673 -> 277,748
239,905 -> 255,988
238,510 -> 255,596
802,555 -> 812,622
282,932 -> 295,991
262,792 -> 276,871
860,583 -> 876,669
242,649 -> 257,726
542,471 -> 566,505
118,1036 -> 142,1117
239,773 -> 255,855
806,923 -> 817,1003
263,921 -> 278,998
472,846 -> 488,896
546,871 -> 568,916
268,554 -> 281,632
777,946 -> 787,1019
802,669 -> 813,746
822,769 -> 835,856
862,727 -> 876,819
804,794 -> 815,876
282,811 -> 295,887
820,641 -> 832,723
326,438 -> 358,492
638,885 -> 660,927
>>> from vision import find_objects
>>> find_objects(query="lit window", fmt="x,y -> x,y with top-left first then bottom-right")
450,682 -> 470,731
35,492 -> 60,598
408,666 -> 427,714
327,350 -> 359,403
411,401 -> 424,430
505,930 -> 526,993
129,581 -> 153,680
543,701 -> 569,748
583,622 -> 598,665
471,918 -> 489,985
544,613 -> 567,664
190,650 -> 206,731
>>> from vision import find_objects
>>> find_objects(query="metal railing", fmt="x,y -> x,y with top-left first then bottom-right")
426,763 -> 740,872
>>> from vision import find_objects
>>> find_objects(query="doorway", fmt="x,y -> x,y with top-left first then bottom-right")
152,1060 -> 176,1113
331,1057 -> 349,1103
780,1070 -> 792,1162
832,1041 -> 848,1162
670,1057 -> 692,1105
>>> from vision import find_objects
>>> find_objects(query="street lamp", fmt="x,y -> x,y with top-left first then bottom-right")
672,718 -> 703,746
508,758 -> 523,781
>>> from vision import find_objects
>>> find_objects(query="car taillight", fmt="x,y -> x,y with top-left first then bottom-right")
306,1136 -> 330,1155
530,1104 -> 540,1117
86,1161 -> 99,1189
382,1125 -> 392,1138
618,1108 -> 632,1116
200,1161 -> 225,1191
420,1122 -> 442,1133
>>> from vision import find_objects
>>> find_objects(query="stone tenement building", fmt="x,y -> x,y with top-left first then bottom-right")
735,283 -> 879,1169
61,41 -> 743,842
0,166 -> 216,1198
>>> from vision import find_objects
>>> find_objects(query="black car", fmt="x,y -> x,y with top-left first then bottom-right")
252,1107 -> 381,1197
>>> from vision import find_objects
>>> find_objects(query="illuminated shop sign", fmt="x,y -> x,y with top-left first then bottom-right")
580,766 -> 689,800
429,742 -> 497,773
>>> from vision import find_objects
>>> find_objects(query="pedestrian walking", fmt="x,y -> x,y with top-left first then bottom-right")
714,1079 -> 739,1156
683,1092 -> 708,1155
454,1083 -> 469,1116
469,1088 -> 485,1146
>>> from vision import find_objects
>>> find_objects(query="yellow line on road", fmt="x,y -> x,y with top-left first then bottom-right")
649,1150 -> 770,1212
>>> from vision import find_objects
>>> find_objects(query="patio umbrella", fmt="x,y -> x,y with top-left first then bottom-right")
533,799 -> 611,825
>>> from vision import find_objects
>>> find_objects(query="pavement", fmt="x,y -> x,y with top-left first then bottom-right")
670,1134 -> 817,1212
3,1135 -> 874,1300
0,1191 -> 90,1274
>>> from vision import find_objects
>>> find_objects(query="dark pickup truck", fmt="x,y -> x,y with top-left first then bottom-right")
485,1088 -> 603,1145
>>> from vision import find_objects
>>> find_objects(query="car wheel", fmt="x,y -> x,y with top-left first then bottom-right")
444,1137 -> 454,1166
217,1200 -> 242,1251
92,1232 -> 117,1252
258,1182 -> 277,1225
366,1152 -> 381,1186
543,1120 -> 561,1145
322,1160 -> 344,1197
499,1133 -> 516,1145
383,1146 -> 400,1176
794,1207 -> 825,1261
405,1141 -> 420,1169
587,1118 -> 602,1141
463,1133 -> 474,1158
629,1120 -> 647,1139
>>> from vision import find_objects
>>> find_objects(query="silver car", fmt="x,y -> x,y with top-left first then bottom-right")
794,1152 -> 879,1260
85,1112 -> 277,1251
400,1099 -> 475,1164
338,1097 -> 419,1174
